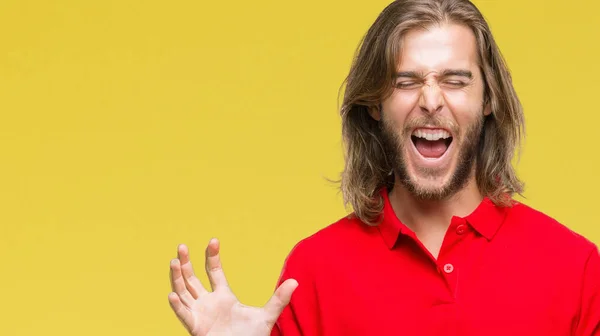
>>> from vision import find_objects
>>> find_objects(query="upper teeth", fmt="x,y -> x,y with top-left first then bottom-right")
412,129 -> 451,141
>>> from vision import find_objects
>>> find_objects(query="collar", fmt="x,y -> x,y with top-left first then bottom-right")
376,188 -> 509,249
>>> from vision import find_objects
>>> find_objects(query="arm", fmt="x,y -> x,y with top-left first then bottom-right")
575,245 -> 600,336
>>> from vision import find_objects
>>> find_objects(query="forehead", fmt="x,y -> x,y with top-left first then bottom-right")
397,24 -> 479,71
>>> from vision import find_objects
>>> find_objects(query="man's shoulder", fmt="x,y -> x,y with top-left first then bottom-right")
304,213 -> 367,242
507,200 -> 597,253
280,213 -> 369,267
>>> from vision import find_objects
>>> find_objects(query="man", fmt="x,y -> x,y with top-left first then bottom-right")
167,0 -> 600,335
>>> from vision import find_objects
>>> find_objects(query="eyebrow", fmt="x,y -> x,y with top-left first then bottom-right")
395,69 -> 473,79
441,69 -> 473,78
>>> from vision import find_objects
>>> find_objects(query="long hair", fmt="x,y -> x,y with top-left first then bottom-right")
340,0 -> 525,225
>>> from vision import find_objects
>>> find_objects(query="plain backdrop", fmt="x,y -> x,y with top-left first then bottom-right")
0,0 -> 598,334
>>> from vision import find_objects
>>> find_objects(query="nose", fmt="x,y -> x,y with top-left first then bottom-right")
418,82 -> 444,115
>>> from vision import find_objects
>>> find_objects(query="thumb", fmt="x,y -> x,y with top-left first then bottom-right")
263,278 -> 299,324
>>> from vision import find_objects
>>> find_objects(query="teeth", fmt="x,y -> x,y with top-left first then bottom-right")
412,129 -> 451,141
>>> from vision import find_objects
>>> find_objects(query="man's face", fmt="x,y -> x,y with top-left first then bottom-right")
379,24 -> 490,200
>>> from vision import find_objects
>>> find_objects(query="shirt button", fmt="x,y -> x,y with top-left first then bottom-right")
456,224 -> 468,235
443,263 -> 454,274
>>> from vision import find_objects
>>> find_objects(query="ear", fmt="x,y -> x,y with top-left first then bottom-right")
483,99 -> 492,116
369,105 -> 382,121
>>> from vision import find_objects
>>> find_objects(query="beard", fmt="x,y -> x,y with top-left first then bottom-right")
380,112 -> 484,201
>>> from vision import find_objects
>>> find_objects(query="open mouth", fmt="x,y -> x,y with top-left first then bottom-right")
410,128 -> 453,159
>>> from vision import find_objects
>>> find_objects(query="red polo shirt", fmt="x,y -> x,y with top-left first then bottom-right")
271,189 -> 600,336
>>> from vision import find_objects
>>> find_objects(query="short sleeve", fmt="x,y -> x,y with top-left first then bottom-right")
270,240 -> 320,336
575,245 -> 600,336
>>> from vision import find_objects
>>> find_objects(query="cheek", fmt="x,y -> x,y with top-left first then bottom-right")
382,91 -> 420,126
443,91 -> 483,128
442,90 -> 473,108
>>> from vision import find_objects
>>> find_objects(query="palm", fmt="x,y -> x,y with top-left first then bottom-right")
168,240 -> 297,336
187,290 -> 269,336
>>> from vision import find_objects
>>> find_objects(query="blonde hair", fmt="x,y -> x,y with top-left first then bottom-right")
339,0 -> 524,225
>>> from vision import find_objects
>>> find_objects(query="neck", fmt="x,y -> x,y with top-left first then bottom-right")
388,172 -> 484,237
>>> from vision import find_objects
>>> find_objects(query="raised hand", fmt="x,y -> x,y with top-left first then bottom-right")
168,239 -> 298,336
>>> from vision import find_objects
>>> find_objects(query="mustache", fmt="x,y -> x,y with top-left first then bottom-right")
403,115 -> 459,135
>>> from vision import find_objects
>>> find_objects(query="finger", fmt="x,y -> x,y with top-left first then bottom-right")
178,244 -> 207,298
170,259 -> 196,307
168,292 -> 194,332
263,278 -> 299,324
205,238 -> 229,291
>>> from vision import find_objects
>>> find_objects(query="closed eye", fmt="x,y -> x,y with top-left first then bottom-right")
395,81 -> 421,89
443,80 -> 467,88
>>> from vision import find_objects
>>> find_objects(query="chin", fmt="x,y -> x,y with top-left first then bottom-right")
400,168 -> 457,200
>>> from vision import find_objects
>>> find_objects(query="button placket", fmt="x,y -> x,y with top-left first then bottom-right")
436,217 -> 468,297
437,260 -> 459,299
